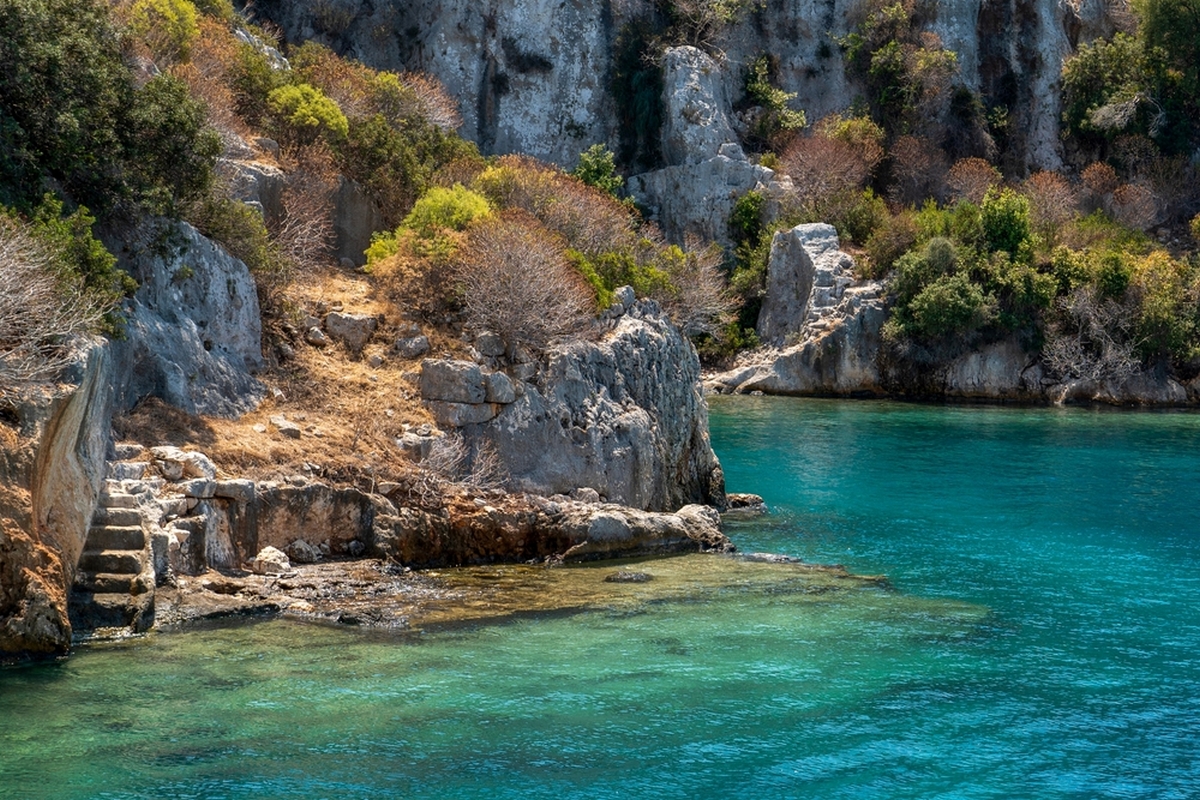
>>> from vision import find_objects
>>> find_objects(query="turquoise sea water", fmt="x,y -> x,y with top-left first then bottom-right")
4,397 -> 1200,799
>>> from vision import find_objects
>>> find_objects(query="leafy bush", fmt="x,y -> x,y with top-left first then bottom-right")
267,83 -> 349,144
742,54 -> 806,149
980,187 -> 1034,261
0,0 -> 219,216
571,144 -> 625,198
129,0 -> 200,62
401,185 -> 493,240
903,272 -> 995,338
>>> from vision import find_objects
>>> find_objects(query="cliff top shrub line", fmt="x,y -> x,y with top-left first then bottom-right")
366,154 -> 734,352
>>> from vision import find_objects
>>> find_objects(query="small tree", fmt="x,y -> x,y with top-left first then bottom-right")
455,213 -> 594,353
571,144 -> 624,198
946,158 -> 1002,204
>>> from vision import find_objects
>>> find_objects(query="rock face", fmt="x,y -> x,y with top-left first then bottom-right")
254,0 -> 1117,175
0,342 -> 114,660
628,47 -> 789,246
710,225 -> 889,396
421,302 -> 725,511
111,222 -> 264,417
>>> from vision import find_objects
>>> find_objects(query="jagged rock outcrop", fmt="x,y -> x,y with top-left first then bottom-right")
111,222 -> 264,417
628,46 -> 789,246
0,341 -> 114,660
710,225 -> 889,396
421,300 -> 725,511
255,0 -> 1119,175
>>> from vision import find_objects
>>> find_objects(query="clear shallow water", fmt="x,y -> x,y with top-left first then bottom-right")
4,398 -> 1200,799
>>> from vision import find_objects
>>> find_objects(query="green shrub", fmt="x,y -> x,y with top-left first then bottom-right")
129,0 -> 200,62
229,42 -> 287,127
339,113 -> 482,228
730,190 -> 765,246
125,74 -> 221,214
0,0 -> 219,216
981,187 -> 1035,261
186,193 -> 285,280
838,188 -> 888,244
572,144 -> 625,198
402,185 -> 492,239
904,273 -> 995,338
267,83 -> 348,143
743,54 -> 806,148
29,196 -> 135,333
1095,251 -> 1132,299
862,210 -> 918,277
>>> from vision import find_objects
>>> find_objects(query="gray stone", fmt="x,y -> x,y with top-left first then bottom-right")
179,479 -> 217,499
109,222 -> 264,418
305,327 -> 331,347
324,312 -> 378,353
427,401 -> 501,428
347,539 -> 366,557
150,446 -> 217,480
368,354 -> 384,368
270,415 -> 302,439
333,176 -> 384,267
614,285 -> 636,310
475,331 -> 506,357
251,546 -> 291,575
419,359 -> 486,403
215,159 -> 285,226
462,305 -> 725,511
485,371 -> 516,404
214,479 -> 256,504
286,539 -> 322,564
394,335 -> 431,359
659,46 -> 741,167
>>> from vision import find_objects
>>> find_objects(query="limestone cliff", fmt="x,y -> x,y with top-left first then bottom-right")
0,342 -> 113,660
253,0 -> 1119,174
709,225 -> 1194,405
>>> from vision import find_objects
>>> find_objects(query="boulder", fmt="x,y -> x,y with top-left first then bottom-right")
394,335 -> 431,359
332,176 -> 384,267
659,46 -> 742,166
251,546 -> 291,575
286,539 -> 322,564
485,371 -> 516,404
419,359 -> 486,403
324,312 -> 378,353
709,226 -> 889,397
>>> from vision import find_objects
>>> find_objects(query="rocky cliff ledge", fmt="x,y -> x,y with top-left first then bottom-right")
420,297 -> 726,511
708,225 -> 1198,405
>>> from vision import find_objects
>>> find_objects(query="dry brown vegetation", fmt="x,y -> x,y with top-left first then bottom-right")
0,218 -> 108,392
455,212 -> 595,352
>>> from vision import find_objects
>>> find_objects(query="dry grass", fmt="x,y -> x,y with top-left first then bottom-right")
114,269 -> 476,483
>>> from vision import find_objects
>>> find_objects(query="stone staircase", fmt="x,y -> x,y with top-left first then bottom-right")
68,477 -> 156,639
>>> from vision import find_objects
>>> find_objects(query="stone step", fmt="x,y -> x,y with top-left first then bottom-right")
69,590 -> 154,632
78,549 -> 144,575
75,572 -> 153,595
107,461 -> 149,481
92,506 -> 141,527
99,488 -> 138,509
86,525 -> 145,551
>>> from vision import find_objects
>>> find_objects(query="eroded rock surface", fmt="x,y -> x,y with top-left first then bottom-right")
440,301 -> 725,511
111,222 -> 264,418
